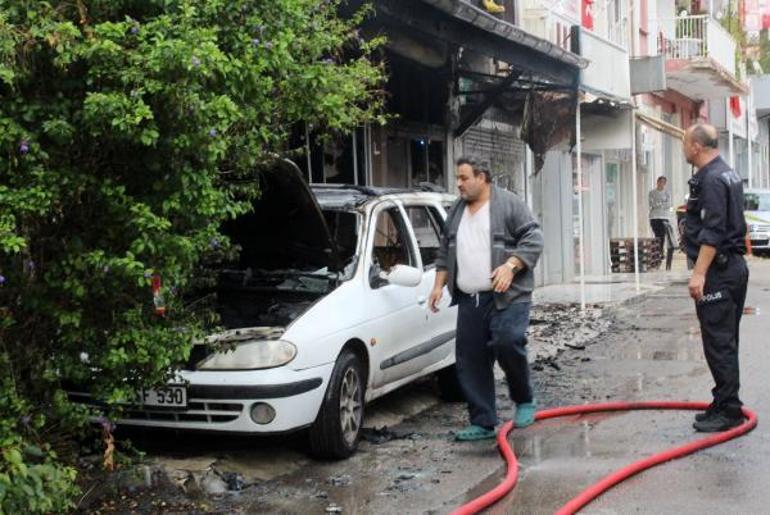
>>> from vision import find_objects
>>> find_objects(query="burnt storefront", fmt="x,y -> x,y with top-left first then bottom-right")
298,0 -> 587,194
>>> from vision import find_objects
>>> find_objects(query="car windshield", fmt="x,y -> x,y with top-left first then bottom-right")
322,209 -> 360,272
744,192 -> 770,212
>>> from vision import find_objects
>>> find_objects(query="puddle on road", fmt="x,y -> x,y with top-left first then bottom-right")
512,414 -> 621,463
213,450 -> 310,483
598,343 -> 704,363
487,410 -> 700,514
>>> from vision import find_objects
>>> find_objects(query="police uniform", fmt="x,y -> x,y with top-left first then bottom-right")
683,156 -> 749,421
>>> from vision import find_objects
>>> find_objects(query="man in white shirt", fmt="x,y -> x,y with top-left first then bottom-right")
431,158 -> 544,441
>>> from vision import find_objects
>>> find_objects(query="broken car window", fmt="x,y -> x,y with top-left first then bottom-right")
372,208 -> 415,272
405,206 -> 443,269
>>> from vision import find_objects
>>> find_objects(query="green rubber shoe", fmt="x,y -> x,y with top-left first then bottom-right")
454,424 -> 496,441
514,401 -> 537,428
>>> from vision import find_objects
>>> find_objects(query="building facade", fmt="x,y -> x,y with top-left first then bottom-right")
299,0 -> 767,287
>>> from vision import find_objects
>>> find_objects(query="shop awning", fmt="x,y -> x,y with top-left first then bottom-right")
373,0 -> 586,87
635,112 -> 684,140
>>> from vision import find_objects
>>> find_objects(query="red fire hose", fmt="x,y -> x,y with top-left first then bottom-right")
452,401 -> 758,515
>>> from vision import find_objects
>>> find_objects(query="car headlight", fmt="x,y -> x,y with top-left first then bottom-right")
749,224 -> 758,232
197,340 -> 297,370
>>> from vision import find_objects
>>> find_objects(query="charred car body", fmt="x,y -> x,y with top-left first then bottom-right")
72,161 -> 460,458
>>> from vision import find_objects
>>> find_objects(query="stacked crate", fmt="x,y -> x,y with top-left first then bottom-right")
610,238 -> 663,272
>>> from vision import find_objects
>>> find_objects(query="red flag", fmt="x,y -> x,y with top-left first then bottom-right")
582,0 -> 594,30
739,0 -> 747,26
763,0 -> 770,28
730,96 -> 742,118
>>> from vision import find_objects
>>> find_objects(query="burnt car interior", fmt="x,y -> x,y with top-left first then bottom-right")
370,207 -> 416,288
211,164 -> 362,331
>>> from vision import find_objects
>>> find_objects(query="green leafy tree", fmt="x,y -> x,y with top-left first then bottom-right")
758,29 -> 770,73
0,0 -> 384,511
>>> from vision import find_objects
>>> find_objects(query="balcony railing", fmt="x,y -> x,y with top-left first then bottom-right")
521,0 -> 578,52
589,0 -> 628,49
657,15 -> 736,75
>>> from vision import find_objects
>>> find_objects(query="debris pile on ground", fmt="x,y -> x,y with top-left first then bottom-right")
327,474 -> 352,487
529,303 -> 610,365
360,427 -> 423,445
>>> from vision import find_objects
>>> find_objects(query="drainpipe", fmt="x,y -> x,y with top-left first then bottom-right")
748,84 -> 753,189
631,112 -> 640,293
629,0 -> 640,294
577,100 -> 586,311
727,97 -> 735,169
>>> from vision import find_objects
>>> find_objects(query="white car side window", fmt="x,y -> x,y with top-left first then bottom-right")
371,207 -> 415,272
404,206 -> 443,269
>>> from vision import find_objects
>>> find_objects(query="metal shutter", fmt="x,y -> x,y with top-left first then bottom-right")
462,125 -> 526,193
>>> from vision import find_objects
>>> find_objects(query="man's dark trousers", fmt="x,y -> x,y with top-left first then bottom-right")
650,218 -> 667,254
454,291 -> 532,428
696,253 -> 749,418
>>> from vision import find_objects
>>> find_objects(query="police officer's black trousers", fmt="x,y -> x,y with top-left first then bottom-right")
695,254 -> 749,418
455,291 -> 533,428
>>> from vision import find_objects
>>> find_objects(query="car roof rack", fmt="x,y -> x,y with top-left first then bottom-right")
417,182 -> 447,193
312,182 -> 448,196
311,183 -> 381,196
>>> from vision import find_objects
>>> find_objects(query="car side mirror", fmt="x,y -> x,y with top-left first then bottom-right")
380,264 -> 422,288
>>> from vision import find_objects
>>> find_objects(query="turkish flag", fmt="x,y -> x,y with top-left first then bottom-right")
763,0 -> 770,28
730,96 -> 742,118
582,0 -> 594,30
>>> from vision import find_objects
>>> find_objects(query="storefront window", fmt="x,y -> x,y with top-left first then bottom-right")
304,128 -> 366,185
409,139 -> 444,188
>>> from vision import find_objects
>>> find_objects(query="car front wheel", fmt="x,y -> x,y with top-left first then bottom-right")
308,350 -> 365,459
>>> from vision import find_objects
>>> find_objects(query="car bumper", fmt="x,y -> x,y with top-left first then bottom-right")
749,233 -> 770,250
70,363 -> 334,434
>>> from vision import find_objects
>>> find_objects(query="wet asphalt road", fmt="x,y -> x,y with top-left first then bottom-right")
110,258 -> 770,514
488,258 -> 770,515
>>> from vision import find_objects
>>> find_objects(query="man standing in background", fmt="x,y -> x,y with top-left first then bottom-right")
649,176 -> 672,254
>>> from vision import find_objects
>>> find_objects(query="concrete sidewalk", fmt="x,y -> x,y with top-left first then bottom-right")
534,253 -> 692,305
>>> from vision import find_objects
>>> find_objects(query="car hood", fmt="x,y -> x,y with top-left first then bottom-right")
745,211 -> 770,225
223,159 -> 342,272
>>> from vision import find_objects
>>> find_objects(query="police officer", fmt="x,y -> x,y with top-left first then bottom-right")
682,123 -> 749,432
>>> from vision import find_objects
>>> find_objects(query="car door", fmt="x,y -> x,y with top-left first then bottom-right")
398,202 -> 456,377
364,201 -> 426,387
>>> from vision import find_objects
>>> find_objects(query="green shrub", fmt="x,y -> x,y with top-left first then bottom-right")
0,0 -> 383,511
0,358 -> 79,513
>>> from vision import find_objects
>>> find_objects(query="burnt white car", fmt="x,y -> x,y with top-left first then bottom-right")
79,161 -> 460,458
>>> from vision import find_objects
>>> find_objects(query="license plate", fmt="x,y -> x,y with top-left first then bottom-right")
138,386 -> 187,407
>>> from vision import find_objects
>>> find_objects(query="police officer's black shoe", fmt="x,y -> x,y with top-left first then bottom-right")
692,412 -> 744,433
694,404 -> 716,422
